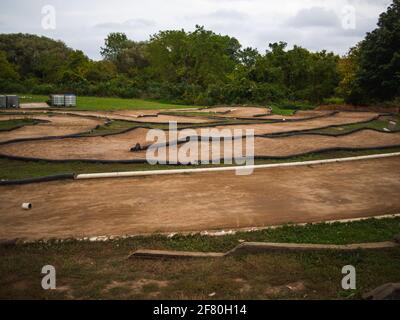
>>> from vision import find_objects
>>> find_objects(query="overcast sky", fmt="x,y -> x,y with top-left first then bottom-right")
0,0 -> 392,60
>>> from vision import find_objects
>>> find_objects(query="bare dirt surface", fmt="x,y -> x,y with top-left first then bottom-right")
20,103 -> 50,109
191,112 -> 379,136
115,114 -> 213,123
0,157 -> 399,240
2,129 -> 399,161
0,127 -> 151,160
0,114 -> 104,142
317,104 -> 400,114
58,110 -> 215,123
147,130 -> 400,162
255,110 -> 333,120
207,106 -> 271,118
47,109 -> 215,123
0,111 -> 385,161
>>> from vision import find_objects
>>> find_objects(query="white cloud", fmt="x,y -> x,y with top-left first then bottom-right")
286,7 -> 340,28
0,0 -> 392,59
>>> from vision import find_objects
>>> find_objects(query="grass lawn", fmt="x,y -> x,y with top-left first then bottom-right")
0,217 -> 399,300
18,94 -> 319,115
161,111 -> 221,118
270,102 -> 316,116
1,146 -> 400,180
310,116 -> 400,135
0,118 -> 41,131
19,94 -> 199,111
270,105 -> 296,116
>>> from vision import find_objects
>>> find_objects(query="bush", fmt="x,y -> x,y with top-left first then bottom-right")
0,80 -> 26,94
251,83 -> 287,104
90,77 -> 141,98
323,97 -> 345,105
31,84 -> 57,95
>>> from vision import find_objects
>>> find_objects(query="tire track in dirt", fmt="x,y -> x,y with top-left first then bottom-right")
0,156 -> 399,240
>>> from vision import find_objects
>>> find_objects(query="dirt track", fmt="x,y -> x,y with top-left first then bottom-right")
0,157 -> 399,240
0,114 -> 104,142
57,110 -> 214,123
255,110 -> 331,120
2,129 -> 400,161
150,130 -> 400,162
201,106 -> 270,117
192,112 -> 378,135
0,111 -> 388,161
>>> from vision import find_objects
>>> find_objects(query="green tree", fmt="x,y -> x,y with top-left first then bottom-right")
147,26 -> 240,88
85,60 -> 117,83
100,33 -> 131,60
115,41 -> 149,76
336,45 -> 360,100
350,0 -> 400,103
0,33 -> 72,82
0,50 -> 19,80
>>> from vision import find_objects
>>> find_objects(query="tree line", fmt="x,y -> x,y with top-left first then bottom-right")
0,0 -> 398,106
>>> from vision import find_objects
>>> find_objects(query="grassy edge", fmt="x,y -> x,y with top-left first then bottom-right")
1,146 -> 400,180
7,217 -> 400,251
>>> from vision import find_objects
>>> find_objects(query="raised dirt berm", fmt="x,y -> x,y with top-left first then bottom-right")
0,114 -> 104,143
51,109 -> 216,123
317,104 -> 400,114
20,103 -> 50,109
199,106 -> 271,118
0,112 -> 390,162
0,156 -> 399,240
189,112 -> 380,136
253,110 -> 335,121
138,130 -> 400,163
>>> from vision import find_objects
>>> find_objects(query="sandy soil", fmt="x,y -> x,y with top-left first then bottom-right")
2,129 -> 398,161
317,104 -> 400,114
191,112 -> 379,136
0,111 -> 385,161
255,110 -> 333,120
146,130 -> 400,162
0,114 -> 104,142
212,107 -> 270,117
0,127 -> 151,160
0,157 -> 399,240
52,110 -> 215,123
20,103 -> 50,109
114,114 -> 213,123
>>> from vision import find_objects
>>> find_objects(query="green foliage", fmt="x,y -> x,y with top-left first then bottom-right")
0,33 -> 73,84
0,50 -> 19,81
147,26 -> 240,90
1,4 -> 397,107
0,30 -> 340,104
348,0 -> 400,104
251,43 -> 340,103
100,32 -> 131,60
0,49 -> 22,93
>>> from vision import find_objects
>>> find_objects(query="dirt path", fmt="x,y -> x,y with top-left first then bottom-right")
0,157 -> 399,240
0,114 -> 104,142
2,124 -> 398,161
47,109 -> 215,123
0,111 -> 382,161
202,106 -> 270,118
255,110 -> 332,120
191,112 -> 378,135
